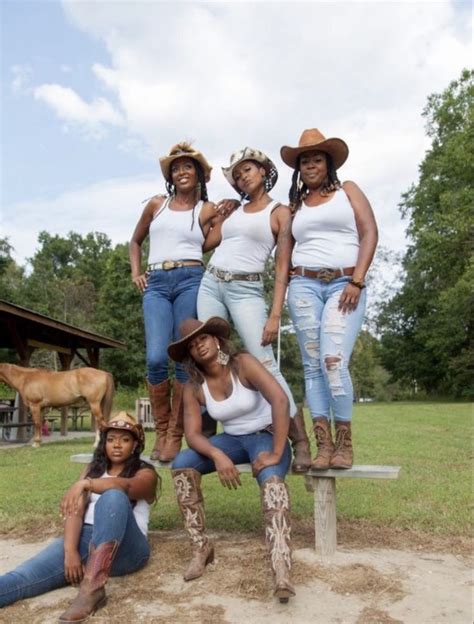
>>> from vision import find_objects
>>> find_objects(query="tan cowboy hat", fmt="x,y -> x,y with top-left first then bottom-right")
280,129 -> 349,169
222,147 -> 278,192
159,141 -> 212,183
103,411 -> 145,453
168,317 -> 231,363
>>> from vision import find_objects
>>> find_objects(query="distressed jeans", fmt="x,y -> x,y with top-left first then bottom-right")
143,265 -> 204,384
197,271 -> 297,416
172,431 -> 292,485
287,275 -> 366,422
0,490 -> 150,608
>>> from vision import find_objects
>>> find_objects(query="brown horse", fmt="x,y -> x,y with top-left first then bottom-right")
0,364 -> 115,447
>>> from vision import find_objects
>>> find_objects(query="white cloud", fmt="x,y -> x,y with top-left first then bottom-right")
33,84 -> 124,137
11,64 -> 32,94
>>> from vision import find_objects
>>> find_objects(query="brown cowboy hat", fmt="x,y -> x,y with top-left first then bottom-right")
103,411 -> 145,453
168,316 -> 231,363
280,129 -> 349,170
159,141 -> 212,183
222,146 -> 278,193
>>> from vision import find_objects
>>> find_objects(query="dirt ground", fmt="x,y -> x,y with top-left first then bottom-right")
0,525 -> 472,624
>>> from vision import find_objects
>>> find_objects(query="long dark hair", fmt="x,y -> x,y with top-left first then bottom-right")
182,336 -> 243,387
288,152 -> 341,213
85,430 -> 155,480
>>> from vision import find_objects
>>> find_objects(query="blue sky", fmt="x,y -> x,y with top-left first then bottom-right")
1,0 -> 472,266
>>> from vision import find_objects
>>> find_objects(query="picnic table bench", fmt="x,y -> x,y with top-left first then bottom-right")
71,453 -> 400,556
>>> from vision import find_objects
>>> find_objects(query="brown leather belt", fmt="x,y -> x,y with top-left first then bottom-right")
207,265 -> 262,282
147,259 -> 203,271
292,266 -> 354,282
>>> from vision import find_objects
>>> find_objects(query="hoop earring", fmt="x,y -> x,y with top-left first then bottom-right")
216,345 -> 230,366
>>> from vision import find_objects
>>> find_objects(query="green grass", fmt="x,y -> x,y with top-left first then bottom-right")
0,402 -> 471,538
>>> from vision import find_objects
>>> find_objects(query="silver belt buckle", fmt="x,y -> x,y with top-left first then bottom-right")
223,271 -> 232,282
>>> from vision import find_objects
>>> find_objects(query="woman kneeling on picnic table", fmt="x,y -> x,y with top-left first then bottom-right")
0,413 -> 158,622
169,316 -> 295,603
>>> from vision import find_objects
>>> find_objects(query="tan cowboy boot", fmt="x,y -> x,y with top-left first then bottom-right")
330,421 -> 353,469
148,380 -> 171,461
288,405 -> 311,473
311,417 -> 335,470
172,468 -> 214,581
260,475 -> 295,603
58,540 -> 119,623
160,380 -> 184,462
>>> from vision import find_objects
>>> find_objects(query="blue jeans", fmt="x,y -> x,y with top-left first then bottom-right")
0,489 -> 150,607
172,431 -> 292,485
287,275 -> 366,422
143,266 -> 204,384
197,271 -> 297,416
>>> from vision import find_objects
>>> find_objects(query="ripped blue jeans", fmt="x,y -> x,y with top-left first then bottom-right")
287,275 -> 366,422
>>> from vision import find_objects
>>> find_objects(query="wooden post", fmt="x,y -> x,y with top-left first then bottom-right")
305,476 -> 337,557
58,352 -> 73,437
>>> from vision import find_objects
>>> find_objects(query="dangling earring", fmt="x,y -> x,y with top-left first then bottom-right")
216,344 -> 230,366
263,176 -> 272,192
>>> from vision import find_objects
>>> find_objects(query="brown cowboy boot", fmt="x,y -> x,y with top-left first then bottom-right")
260,475 -> 295,603
160,380 -> 184,462
58,540 -> 119,623
330,421 -> 353,469
311,417 -> 335,470
172,468 -> 214,581
148,379 -> 171,461
288,405 -> 311,473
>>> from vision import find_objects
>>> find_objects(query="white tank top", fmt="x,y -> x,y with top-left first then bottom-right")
210,200 -> 279,273
202,373 -> 272,435
83,472 -> 151,536
148,197 -> 205,264
291,189 -> 359,268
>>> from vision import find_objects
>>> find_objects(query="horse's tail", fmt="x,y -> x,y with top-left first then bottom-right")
101,372 -> 115,423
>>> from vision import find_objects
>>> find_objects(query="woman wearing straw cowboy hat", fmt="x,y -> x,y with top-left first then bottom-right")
0,412 -> 158,621
169,316 -> 295,603
281,129 -> 378,469
130,142 -> 237,464
197,147 -> 312,474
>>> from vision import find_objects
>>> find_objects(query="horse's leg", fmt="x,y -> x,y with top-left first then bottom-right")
30,404 -> 42,448
89,401 -> 103,448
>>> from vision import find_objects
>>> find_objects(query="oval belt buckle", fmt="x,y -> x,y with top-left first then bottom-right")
162,260 -> 175,271
224,271 -> 232,282
319,268 -> 334,283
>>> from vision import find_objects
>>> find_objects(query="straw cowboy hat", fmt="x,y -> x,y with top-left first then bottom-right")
103,411 -> 145,453
222,147 -> 278,192
168,317 -> 231,363
159,141 -> 212,183
280,129 -> 349,170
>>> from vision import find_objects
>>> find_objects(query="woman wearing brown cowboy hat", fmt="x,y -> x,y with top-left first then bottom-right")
197,147 -> 312,473
0,413 -> 158,620
130,142 -> 237,464
281,129 -> 378,469
169,316 -> 295,603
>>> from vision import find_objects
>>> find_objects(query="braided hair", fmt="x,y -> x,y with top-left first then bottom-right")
164,160 -> 208,230
288,152 -> 341,213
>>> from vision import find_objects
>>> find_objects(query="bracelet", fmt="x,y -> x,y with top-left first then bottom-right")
349,279 -> 366,290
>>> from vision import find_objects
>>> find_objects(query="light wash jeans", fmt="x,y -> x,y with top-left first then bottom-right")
172,431 -> 292,485
143,265 -> 204,384
287,275 -> 366,422
197,271 -> 297,416
0,490 -> 150,608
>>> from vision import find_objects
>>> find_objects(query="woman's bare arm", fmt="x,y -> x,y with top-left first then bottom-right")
129,196 -> 165,292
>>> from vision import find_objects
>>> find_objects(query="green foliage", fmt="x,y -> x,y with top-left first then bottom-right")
378,69 -> 474,398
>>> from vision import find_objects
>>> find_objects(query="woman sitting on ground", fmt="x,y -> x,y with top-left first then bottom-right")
0,412 -> 158,622
169,316 -> 295,603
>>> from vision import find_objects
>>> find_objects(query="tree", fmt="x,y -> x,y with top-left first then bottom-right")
378,69 -> 473,398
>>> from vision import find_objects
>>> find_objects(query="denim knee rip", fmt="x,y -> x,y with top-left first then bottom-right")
292,297 -> 321,373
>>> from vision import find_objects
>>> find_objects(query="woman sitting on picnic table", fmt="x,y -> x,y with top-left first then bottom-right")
170,316 -> 295,603
0,412 -> 158,622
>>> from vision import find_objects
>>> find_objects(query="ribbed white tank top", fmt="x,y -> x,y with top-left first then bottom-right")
291,189 -> 359,268
202,373 -> 272,435
83,472 -> 151,536
148,197 -> 204,264
210,200 -> 279,273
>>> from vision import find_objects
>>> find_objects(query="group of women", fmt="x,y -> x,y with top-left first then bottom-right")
0,129 -> 377,618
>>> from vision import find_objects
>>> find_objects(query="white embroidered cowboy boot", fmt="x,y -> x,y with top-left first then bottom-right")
172,468 -> 214,581
260,475 -> 295,603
